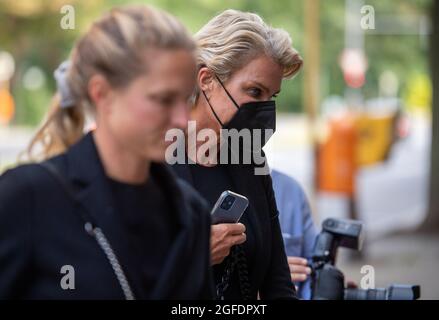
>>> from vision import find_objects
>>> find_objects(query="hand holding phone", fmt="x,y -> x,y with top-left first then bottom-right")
210,223 -> 246,265
209,191 -> 248,265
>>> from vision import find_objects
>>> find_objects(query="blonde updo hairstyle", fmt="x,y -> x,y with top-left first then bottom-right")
25,5 -> 195,161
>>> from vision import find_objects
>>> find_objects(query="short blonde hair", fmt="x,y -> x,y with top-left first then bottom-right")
195,9 -> 303,84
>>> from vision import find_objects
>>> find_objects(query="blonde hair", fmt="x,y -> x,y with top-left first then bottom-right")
194,9 -> 303,98
24,5 -> 195,161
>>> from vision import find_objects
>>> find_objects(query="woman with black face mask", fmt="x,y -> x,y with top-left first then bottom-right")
172,9 -> 303,300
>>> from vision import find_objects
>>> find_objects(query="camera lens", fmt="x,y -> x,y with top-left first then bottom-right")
220,195 -> 235,210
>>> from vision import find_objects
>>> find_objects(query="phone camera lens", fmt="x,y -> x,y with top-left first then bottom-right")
220,195 -> 236,210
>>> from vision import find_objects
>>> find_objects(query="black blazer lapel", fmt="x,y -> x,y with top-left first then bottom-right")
53,133 -> 209,299
148,163 -> 196,299
64,132 -> 144,298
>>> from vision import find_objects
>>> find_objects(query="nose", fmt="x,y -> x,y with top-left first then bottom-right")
170,100 -> 189,130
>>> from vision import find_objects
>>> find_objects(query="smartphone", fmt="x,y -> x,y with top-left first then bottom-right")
210,190 -> 249,225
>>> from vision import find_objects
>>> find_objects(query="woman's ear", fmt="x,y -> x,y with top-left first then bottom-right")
88,74 -> 114,112
197,66 -> 215,94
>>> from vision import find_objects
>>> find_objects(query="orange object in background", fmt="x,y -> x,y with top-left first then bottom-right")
0,88 -> 15,125
317,115 -> 357,196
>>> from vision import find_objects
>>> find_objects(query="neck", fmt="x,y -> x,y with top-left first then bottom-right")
92,128 -> 150,184
191,99 -> 214,132
189,100 -> 221,167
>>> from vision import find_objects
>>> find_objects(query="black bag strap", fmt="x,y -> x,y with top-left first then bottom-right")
37,161 -> 135,300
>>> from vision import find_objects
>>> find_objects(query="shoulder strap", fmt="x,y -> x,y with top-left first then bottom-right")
37,161 -> 135,300
38,161 -> 76,199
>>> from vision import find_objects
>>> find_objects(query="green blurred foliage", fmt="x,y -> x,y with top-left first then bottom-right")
0,0 -> 433,126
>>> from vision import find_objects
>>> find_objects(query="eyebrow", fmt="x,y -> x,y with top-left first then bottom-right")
249,80 -> 280,96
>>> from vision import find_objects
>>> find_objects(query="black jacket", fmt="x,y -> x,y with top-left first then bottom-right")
173,163 -> 296,300
0,133 -> 214,299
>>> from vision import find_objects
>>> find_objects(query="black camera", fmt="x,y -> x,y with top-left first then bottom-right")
310,218 -> 421,300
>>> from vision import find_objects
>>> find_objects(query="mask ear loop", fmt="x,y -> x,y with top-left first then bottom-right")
202,74 -> 245,162
213,75 -> 247,162
202,90 -> 225,127
201,89 -> 233,163
215,75 -> 240,110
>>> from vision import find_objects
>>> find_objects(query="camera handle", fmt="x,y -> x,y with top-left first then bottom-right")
311,263 -> 345,300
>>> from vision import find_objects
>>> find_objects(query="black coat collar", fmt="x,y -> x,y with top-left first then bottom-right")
60,132 -> 196,298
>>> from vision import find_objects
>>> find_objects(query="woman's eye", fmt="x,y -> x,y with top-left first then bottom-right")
154,95 -> 174,107
160,97 -> 173,106
248,88 -> 262,98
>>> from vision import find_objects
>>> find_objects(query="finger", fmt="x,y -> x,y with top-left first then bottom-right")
211,225 -> 236,241
291,273 -> 307,282
289,265 -> 311,275
287,257 -> 308,266
227,223 -> 246,235
230,233 -> 246,246
214,223 -> 245,236
211,224 -> 225,236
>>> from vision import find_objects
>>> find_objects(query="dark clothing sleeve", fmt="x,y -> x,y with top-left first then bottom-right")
199,214 -> 215,299
0,167 -> 34,298
195,196 -> 215,299
178,179 -> 215,299
259,174 -> 297,300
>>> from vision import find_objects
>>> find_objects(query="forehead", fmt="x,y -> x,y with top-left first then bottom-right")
229,55 -> 283,88
145,48 -> 196,76
129,49 -> 196,91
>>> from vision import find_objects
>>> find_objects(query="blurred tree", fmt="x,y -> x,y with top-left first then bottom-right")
0,0 -> 102,125
0,0 -> 433,125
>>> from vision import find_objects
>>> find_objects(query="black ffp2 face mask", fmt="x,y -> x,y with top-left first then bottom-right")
201,76 -> 276,156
